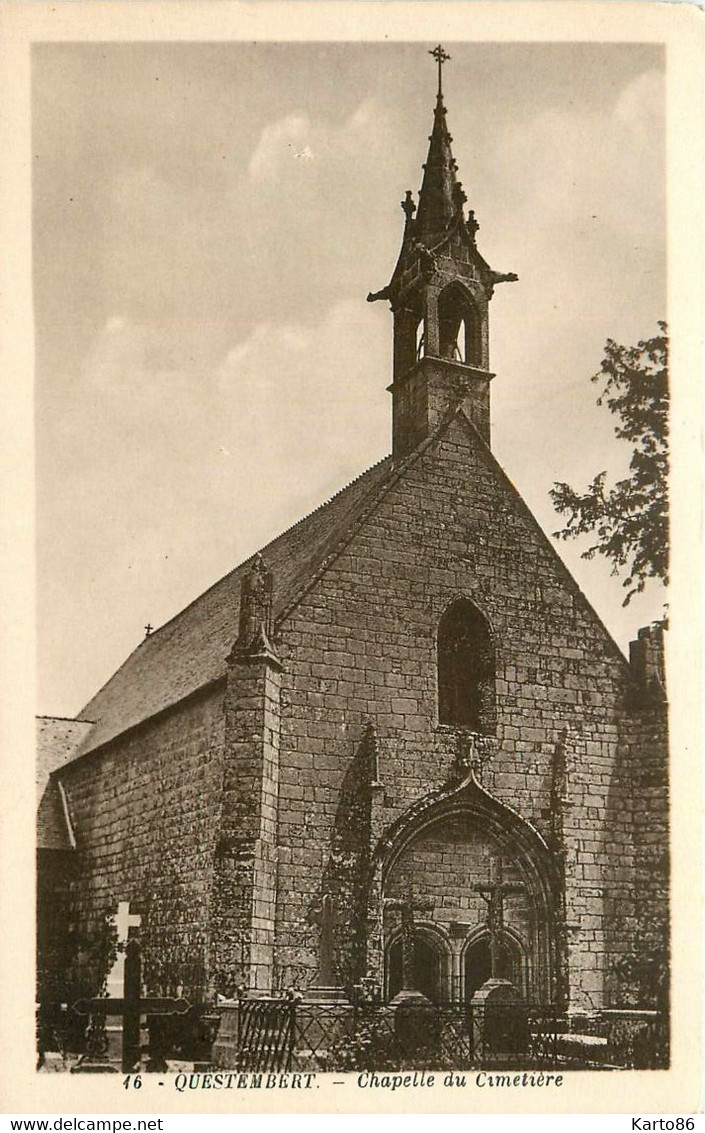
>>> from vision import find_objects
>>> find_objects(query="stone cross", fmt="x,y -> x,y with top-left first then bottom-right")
384,885 -> 434,993
73,939 -> 190,1074
310,893 -> 340,987
106,901 -> 142,997
472,858 -> 526,980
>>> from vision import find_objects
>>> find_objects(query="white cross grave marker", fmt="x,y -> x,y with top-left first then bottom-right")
106,901 -> 142,997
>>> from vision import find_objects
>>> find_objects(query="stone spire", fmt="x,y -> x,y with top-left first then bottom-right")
367,45 -> 518,460
414,88 -> 467,246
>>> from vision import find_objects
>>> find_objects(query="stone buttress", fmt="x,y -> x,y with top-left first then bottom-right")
210,555 -> 283,993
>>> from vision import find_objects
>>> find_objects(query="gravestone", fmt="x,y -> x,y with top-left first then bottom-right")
384,886 -> 439,1060
72,939 -> 190,1073
472,857 -> 526,984
106,902 -> 142,996
297,894 -> 354,1067
210,996 -> 239,1070
305,893 -> 348,1004
104,902 -> 142,1062
471,979 -> 529,1061
470,858 -> 528,1060
384,884 -> 435,1007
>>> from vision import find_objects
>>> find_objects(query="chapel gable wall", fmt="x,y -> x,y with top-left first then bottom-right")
272,417 -> 638,1009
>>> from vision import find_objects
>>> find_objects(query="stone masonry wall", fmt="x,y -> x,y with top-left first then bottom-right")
59,688 -> 224,1000
620,706 -> 669,1009
385,818 -> 534,1000
272,415 -> 640,1010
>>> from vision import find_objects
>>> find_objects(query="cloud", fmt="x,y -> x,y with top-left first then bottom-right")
217,298 -> 389,480
478,66 -> 665,416
247,99 -> 390,183
83,314 -> 149,389
237,99 -> 404,323
614,69 -> 662,135
36,49 -> 668,716
248,114 -> 312,180
48,299 -> 390,579
40,300 -> 390,703
487,69 -> 664,249
62,299 -> 390,499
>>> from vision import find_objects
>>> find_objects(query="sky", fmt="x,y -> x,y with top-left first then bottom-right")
33,41 -> 666,717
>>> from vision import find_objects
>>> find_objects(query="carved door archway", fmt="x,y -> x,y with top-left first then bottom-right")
369,772 -> 562,1006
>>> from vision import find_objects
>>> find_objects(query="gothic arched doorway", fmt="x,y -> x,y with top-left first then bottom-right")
386,931 -> 447,1003
373,774 -> 561,1006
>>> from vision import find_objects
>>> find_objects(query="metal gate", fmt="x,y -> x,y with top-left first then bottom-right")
236,997 -> 296,1072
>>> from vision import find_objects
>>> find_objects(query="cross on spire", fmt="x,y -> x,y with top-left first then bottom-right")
429,43 -> 451,96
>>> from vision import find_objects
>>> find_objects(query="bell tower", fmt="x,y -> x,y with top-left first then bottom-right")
368,45 -> 517,460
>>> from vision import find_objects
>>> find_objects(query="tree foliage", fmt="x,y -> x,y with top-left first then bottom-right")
550,323 -> 668,605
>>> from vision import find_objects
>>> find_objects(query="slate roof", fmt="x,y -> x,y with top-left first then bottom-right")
37,780 -> 75,852
37,717 -> 94,799
36,717 -> 92,849
75,456 -> 394,757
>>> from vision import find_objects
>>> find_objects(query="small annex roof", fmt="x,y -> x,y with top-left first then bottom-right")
36,716 -> 94,801
37,779 -> 76,852
36,717 -> 91,849
75,456 -> 394,757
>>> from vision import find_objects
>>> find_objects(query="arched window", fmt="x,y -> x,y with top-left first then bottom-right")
437,598 -> 495,731
438,284 -> 482,366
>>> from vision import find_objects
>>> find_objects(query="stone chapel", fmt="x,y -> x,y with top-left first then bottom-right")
37,50 -> 669,1020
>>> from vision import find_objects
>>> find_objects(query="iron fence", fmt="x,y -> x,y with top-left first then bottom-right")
37,996 -> 668,1073
224,998 -> 646,1073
